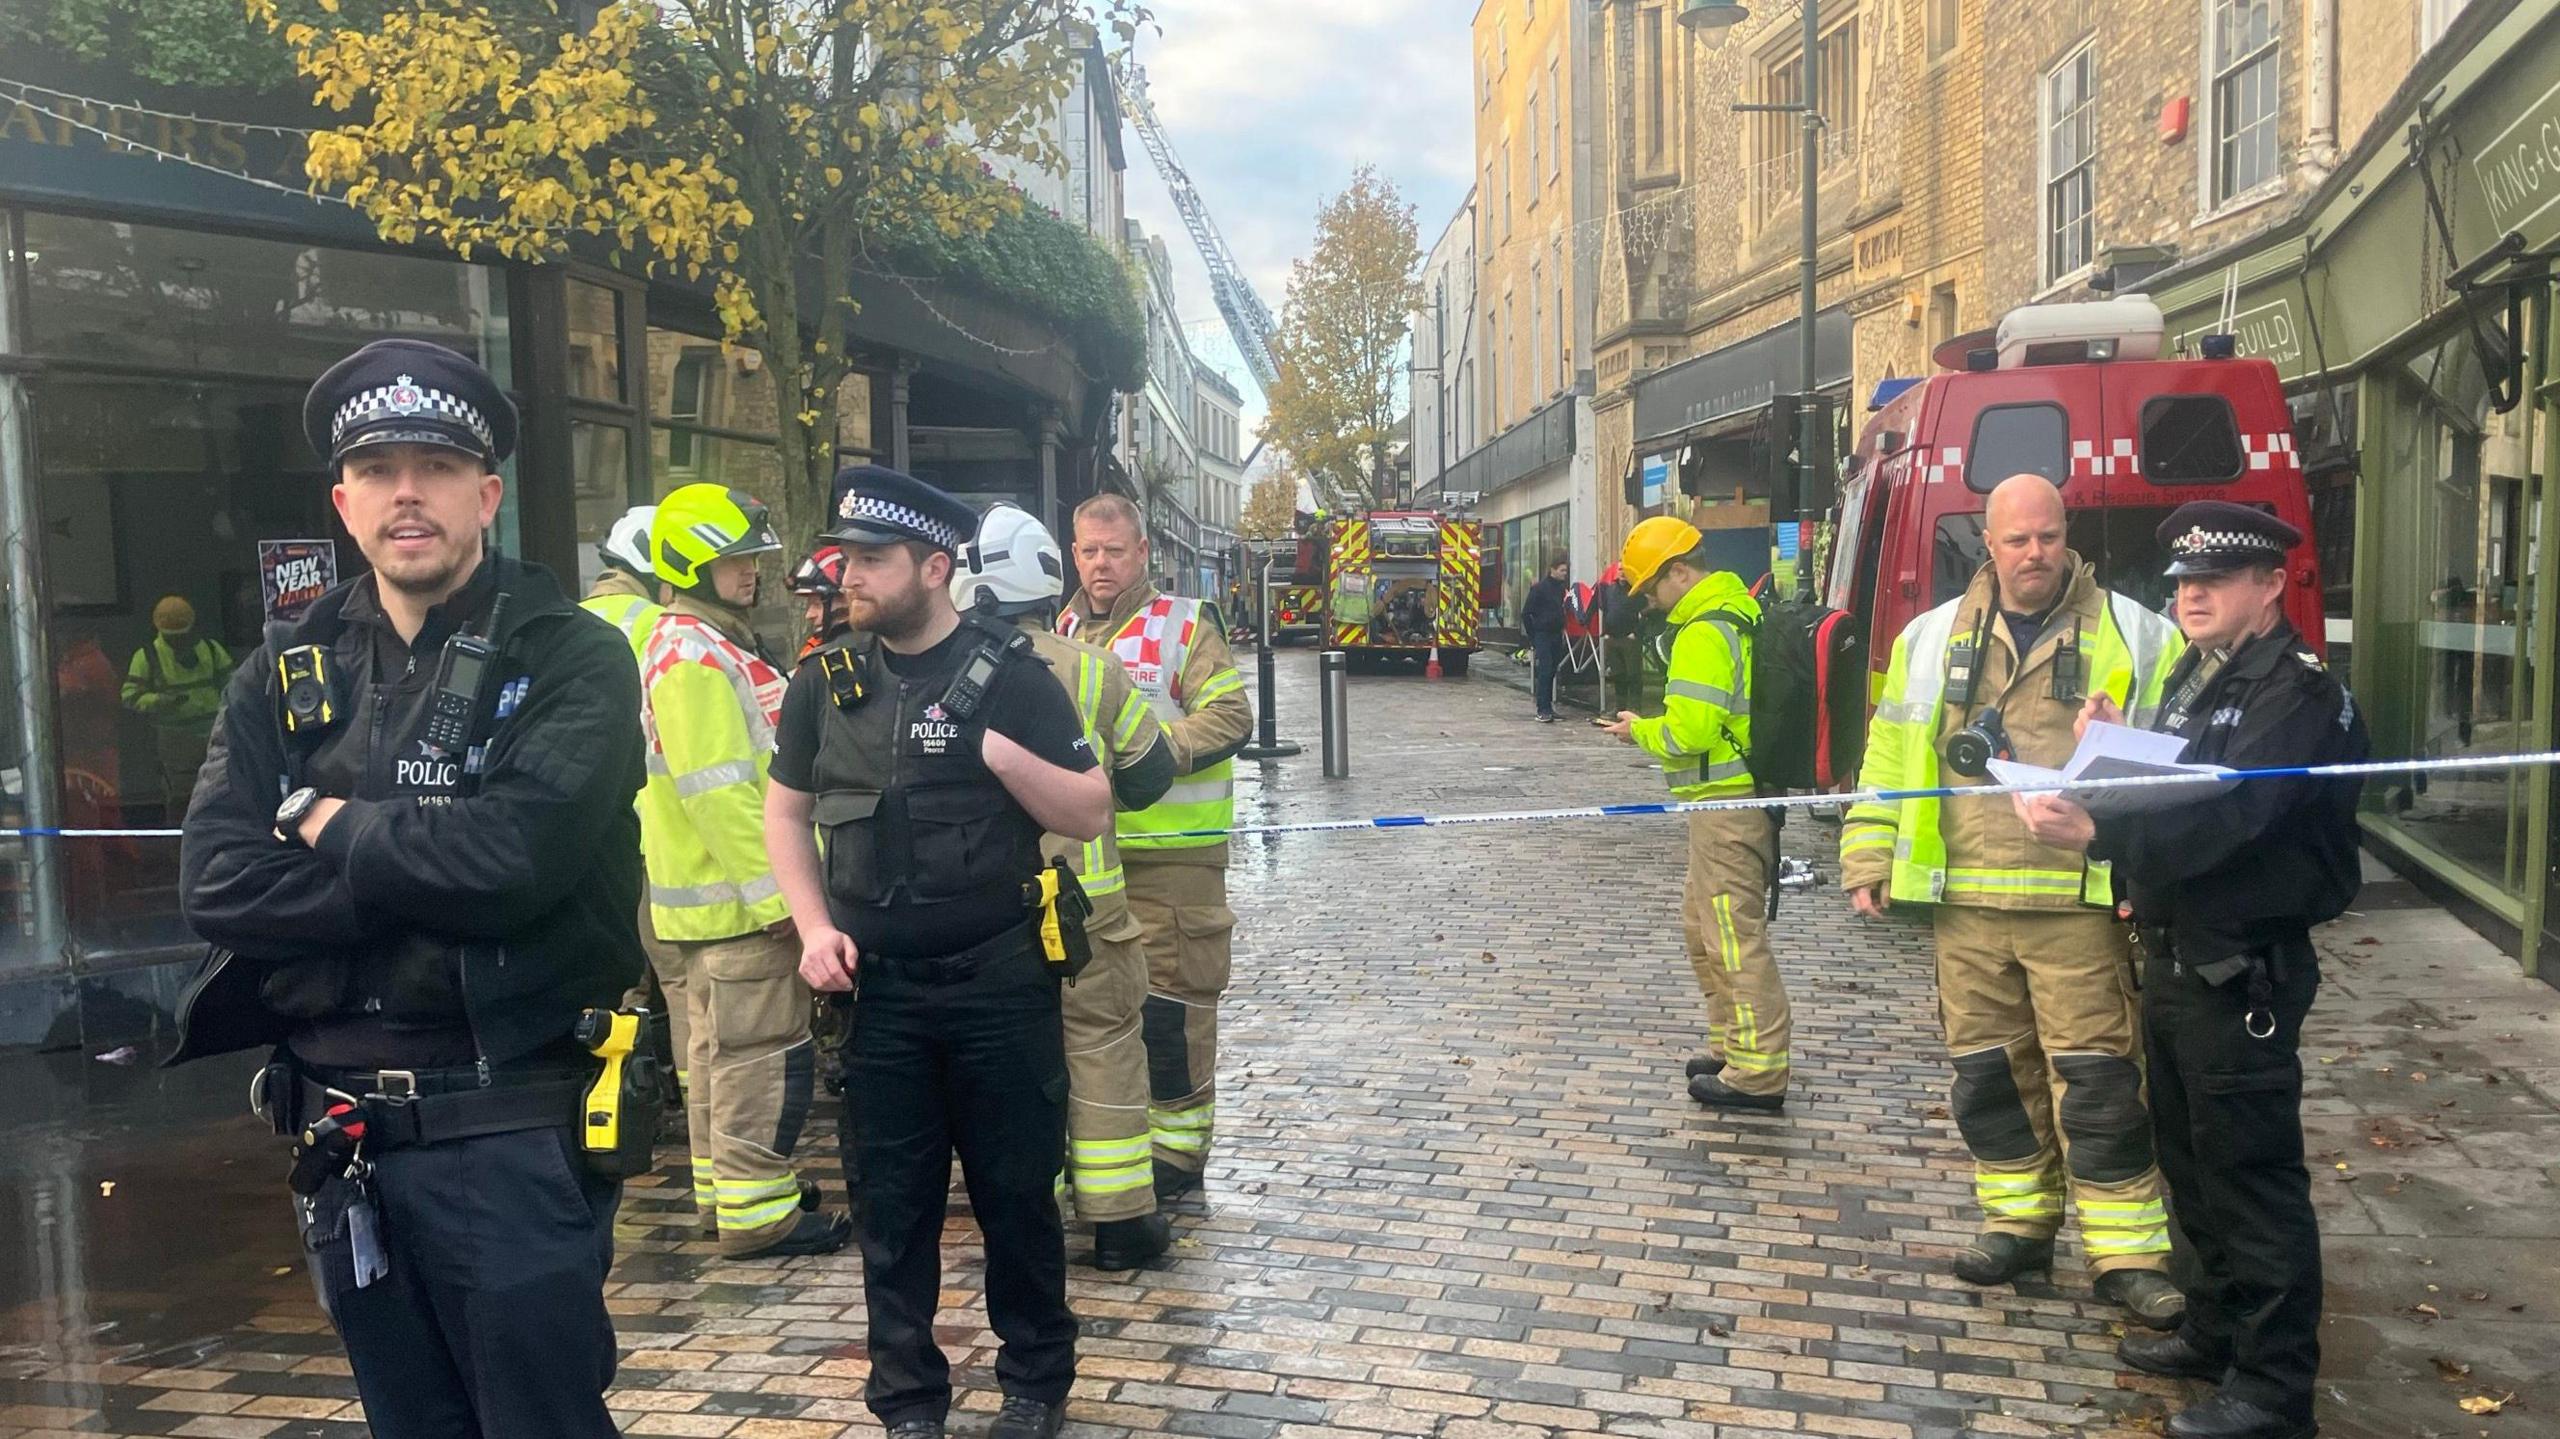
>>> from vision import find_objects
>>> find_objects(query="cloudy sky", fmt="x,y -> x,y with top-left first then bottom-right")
1119,0 -> 1476,436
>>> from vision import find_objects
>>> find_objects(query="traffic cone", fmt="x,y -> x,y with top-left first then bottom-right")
1425,645 -> 1444,679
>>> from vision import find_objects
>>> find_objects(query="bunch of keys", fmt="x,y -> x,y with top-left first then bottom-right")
291,1098 -> 389,1289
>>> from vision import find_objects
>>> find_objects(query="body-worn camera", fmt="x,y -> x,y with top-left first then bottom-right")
1944,707 -> 2012,778
276,645 -> 336,735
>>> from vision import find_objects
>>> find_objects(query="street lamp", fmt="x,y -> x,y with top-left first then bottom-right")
1690,0 -> 1827,600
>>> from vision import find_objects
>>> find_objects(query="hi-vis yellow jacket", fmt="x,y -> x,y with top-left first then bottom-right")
1632,571 -> 1758,800
637,594 -> 789,941
1840,558 -> 2182,907
581,569 -> 662,662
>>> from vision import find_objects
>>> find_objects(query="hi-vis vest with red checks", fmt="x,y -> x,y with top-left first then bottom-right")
637,610 -> 791,940
1063,595 -> 1235,850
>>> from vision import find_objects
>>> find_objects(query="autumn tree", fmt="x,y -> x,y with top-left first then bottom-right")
259,0 -> 1137,537
1238,463 -> 1299,541
1258,166 -> 1421,511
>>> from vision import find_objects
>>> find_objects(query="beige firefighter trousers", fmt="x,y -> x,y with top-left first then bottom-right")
1681,808 -> 1791,1097
639,913 -> 818,1254
1933,904 -> 2170,1274
1125,859 -> 1234,1175
1062,920 -> 1157,1221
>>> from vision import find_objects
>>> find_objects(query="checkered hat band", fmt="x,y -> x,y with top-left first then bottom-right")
2172,528 -> 2286,556
332,377 -> 494,455
839,494 -> 963,550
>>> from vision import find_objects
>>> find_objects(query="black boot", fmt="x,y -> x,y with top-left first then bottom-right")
1153,1160 -> 1203,1200
987,1396 -> 1067,1439
1687,1072 -> 1785,1112
2095,1268 -> 2187,1330
1091,1213 -> 1173,1272
884,1422 -> 945,1439
732,1207 -> 852,1259
2119,1329 -> 2231,1382
2165,1393 -> 2314,1439
1950,1231 -> 2053,1285
1684,1054 -> 1726,1080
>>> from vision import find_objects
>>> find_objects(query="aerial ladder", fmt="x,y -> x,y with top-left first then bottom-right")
1114,64 -> 1284,395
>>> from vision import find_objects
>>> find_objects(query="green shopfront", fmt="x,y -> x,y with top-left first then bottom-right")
2152,0 -> 2560,974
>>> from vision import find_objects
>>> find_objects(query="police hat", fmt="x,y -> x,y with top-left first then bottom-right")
824,464 -> 979,554
2158,500 -> 2303,577
302,338 -> 518,469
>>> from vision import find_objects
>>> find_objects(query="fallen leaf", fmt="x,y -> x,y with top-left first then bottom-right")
2463,1290 -> 2491,1302
2485,1074 -> 2503,1086
271,1266 -> 293,1277
2412,1072 -> 2431,1083
2432,1357 -> 2474,1381
1452,1057 -> 1474,1067
1707,1321 -> 1732,1337
1479,951 -> 1497,963
98,1181 -> 115,1197
2459,1393 -> 2513,1416
2412,1303 -> 2444,1321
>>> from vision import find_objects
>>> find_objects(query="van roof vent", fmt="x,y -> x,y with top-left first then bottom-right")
1994,295 -> 2166,370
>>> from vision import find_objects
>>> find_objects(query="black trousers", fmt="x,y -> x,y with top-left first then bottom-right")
1530,633 -> 1563,716
844,939 -> 1075,1427
2144,939 -> 2322,1422
302,1126 -> 621,1439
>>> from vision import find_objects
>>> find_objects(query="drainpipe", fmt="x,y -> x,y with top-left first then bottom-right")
2304,0 -> 2340,176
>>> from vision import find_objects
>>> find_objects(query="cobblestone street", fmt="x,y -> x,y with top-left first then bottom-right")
5,653 -> 2558,1439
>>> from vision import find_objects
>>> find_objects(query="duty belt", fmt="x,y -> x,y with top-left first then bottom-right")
860,920 -> 1039,987
254,1059 -> 592,1149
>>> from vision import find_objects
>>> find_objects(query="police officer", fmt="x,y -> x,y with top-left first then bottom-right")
1604,516 -> 1792,1111
2015,501 -> 2365,1439
764,467 -> 1110,1439
173,339 -> 646,1439
954,504 -> 1180,1270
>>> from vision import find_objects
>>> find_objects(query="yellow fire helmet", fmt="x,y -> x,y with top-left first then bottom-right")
1619,515 -> 1703,594
652,483 -> 782,590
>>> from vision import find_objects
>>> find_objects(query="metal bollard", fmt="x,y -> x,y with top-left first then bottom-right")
1319,650 -> 1351,778
1238,642 -> 1303,759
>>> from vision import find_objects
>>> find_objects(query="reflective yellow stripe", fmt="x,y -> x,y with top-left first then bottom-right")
1149,1103 -> 1214,1154
1713,894 -> 1742,974
1113,693 -> 1151,751
1841,825 -> 1894,855
1193,670 -> 1245,704
651,874 -> 783,910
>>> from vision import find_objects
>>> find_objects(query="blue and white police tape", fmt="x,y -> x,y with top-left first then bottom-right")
10,748 -> 2556,843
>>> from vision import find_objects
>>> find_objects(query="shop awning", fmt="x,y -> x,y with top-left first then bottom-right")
1633,307 -> 1852,455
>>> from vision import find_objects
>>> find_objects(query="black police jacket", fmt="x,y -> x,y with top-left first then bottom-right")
169,556 -> 647,1068
2089,618 -> 2368,971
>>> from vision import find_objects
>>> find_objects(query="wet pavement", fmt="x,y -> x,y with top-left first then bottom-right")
3,650 -> 2557,1438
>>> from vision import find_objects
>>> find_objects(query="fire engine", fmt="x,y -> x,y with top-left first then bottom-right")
1822,295 -> 2324,702
1305,510 -> 1486,672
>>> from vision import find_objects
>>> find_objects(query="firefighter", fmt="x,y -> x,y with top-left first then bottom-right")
952,503 -> 1181,1270
765,466 -> 1109,1439
2015,501 -> 2366,1439
122,593 -> 233,813
173,338 -> 643,1437
791,543 -> 854,661
639,484 -> 850,1258
1062,493 -> 1253,1197
1840,474 -> 2187,1325
581,505 -> 663,655
1602,516 -> 1791,1112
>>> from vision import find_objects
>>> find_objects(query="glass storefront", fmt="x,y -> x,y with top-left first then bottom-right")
2361,325 -> 2545,907
1491,502 -> 1569,632
6,210 -> 511,963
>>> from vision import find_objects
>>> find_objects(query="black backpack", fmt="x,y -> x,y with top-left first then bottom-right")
1703,598 -> 1865,792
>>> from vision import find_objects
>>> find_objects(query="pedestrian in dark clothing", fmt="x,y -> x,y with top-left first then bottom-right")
2013,501 -> 2365,1439
1522,552 -> 1570,722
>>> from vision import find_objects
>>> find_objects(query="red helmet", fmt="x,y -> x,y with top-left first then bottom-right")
789,545 -> 847,597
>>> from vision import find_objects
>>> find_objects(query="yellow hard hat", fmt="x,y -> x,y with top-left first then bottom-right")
1619,516 -> 1703,593
652,483 -> 782,590
151,595 -> 197,635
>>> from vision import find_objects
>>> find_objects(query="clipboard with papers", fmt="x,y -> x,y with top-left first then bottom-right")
1983,721 -> 2231,815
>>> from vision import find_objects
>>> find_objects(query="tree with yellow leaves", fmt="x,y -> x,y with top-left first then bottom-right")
258,0 -> 1141,534
1257,166 -> 1422,512
1238,464 -> 1299,541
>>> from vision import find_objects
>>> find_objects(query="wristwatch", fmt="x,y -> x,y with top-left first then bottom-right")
274,787 -> 322,846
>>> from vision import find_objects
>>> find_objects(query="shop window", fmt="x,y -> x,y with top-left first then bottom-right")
2138,395 -> 2246,483
18,212 -> 508,383
1965,403 -> 2068,492
566,280 -> 625,402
